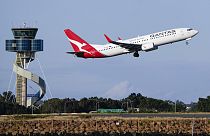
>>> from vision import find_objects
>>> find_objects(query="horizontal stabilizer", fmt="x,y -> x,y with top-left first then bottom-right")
66,51 -> 85,55
66,52 -> 77,54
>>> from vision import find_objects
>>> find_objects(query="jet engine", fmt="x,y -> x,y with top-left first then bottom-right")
141,43 -> 154,51
141,43 -> 158,52
145,46 -> 158,52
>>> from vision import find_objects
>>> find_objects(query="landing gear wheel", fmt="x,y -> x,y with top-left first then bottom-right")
133,52 -> 139,57
186,40 -> 189,45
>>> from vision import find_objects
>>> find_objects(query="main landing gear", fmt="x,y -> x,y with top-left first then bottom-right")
133,51 -> 139,57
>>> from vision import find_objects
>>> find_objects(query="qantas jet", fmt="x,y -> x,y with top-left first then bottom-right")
64,28 -> 198,58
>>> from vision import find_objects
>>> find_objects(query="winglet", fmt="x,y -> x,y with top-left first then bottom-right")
118,37 -> 122,40
104,34 -> 113,43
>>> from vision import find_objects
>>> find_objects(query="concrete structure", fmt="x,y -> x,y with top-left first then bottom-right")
5,26 -> 46,107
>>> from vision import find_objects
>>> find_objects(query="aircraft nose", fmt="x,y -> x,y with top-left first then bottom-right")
190,29 -> 199,37
193,30 -> 199,36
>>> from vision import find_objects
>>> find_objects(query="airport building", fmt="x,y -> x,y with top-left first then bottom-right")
5,26 -> 46,107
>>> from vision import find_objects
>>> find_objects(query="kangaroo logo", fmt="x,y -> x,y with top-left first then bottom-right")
69,39 -> 91,53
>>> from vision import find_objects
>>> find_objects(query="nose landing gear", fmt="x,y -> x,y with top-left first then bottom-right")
186,37 -> 192,46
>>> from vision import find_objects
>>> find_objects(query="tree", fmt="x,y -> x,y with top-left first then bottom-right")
175,100 -> 186,112
197,97 -> 210,112
0,91 -> 15,103
40,98 -> 64,113
0,91 -> 30,115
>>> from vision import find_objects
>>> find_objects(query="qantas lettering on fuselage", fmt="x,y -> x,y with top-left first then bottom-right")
64,28 -> 198,58
150,29 -> 176,39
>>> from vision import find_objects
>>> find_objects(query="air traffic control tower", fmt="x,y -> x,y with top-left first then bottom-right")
6,27 -> 46,107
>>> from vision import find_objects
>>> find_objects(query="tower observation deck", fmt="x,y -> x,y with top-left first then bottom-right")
6,27 -> 46,107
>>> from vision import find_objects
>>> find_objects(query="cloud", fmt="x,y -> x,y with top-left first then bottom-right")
103,81 -> 132,99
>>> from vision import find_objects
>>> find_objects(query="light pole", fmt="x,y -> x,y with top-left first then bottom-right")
127,101 -> 129,111
127,99 -> 133,112
96,101 -> 99,111
64,102 -> 67,113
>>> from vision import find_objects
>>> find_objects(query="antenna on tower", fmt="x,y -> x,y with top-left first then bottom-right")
23,22 -> 27,28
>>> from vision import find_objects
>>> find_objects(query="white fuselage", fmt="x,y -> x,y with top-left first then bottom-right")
91,28 -> 198,57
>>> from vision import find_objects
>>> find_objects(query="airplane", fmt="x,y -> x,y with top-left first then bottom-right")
64,28 -> 198,58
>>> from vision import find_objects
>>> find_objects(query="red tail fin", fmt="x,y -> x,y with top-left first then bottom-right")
64,29 -> 105,58
64,29 -> 90,52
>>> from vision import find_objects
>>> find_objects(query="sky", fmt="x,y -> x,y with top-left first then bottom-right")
1,0 -> 210,103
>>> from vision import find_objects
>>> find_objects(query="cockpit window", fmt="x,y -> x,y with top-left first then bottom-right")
187,28 -> 193,31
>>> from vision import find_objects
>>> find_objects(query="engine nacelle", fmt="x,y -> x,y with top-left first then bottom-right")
141,43 -> 154,51
145,46 -> 158,52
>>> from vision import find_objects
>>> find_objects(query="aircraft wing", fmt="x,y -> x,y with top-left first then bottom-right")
104,34 -> 142,51
111,41 -> 142,51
